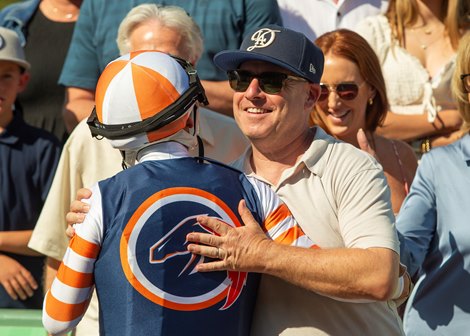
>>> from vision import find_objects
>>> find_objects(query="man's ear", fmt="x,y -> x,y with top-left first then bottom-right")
17,71 -> 30,93
305,83 -> 320,110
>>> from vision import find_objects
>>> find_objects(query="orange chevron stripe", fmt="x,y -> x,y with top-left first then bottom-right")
131,63 -> 180,120
273,225 -> 305,245
57,263 -> 94,289
95,60 -> 129,121
69,235 -> 100,259
129,50 -> 142,59
262,203 -> 291,232
45,291 -> 88,322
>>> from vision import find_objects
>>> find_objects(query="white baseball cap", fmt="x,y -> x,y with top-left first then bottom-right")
0,27 -> 30,70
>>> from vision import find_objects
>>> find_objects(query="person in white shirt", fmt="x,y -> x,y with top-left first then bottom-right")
277,0 -> 388,41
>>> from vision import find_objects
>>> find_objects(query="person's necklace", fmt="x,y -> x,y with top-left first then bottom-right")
408,24 -> 444,50
42,0 -> 79,21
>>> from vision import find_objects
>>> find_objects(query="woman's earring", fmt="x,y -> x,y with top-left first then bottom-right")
368,97 -> 374,106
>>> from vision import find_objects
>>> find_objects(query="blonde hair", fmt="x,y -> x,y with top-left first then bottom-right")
385,0 -> 468,50
117,4 -> 203,63
452,32 -> 470,133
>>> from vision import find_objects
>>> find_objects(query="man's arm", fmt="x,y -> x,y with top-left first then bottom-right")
43,185 -> 102,335
66,189 -> 405,301
63,87 -> 95,133
44,258 -> 61,293
187,201 -> 400,301
0,231 -> 42,256
376,109 -> 462,142
59,0 -> 102,133
200,80 -> 233,117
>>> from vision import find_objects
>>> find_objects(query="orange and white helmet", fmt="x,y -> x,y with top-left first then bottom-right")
88,50 -> 207,165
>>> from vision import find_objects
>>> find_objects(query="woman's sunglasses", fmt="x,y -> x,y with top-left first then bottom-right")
318,82 -> 364,102
227,70 -> 307,94
461,74 -> 470,93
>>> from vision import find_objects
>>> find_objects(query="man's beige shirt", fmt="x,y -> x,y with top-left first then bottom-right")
232,127 -> 404,336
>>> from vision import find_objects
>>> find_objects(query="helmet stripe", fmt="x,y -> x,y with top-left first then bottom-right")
131,63 -> 180,120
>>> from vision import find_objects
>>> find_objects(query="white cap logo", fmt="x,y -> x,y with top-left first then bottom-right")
247,28 -> 281,51
0,35 -> 4,50
309,64 -> 316,74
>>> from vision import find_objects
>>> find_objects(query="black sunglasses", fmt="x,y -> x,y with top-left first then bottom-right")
461,74 -> 470,93
227,70 -> 307,94
318,82 -> 364,102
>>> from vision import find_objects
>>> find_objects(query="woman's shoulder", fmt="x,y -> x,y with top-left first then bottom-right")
376,136 -> 418,173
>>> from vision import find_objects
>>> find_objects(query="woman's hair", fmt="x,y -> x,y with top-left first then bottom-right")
385,0 -> 468,50
313,29 -> 388,132
116,4 -> 203,63
452,32 -> 470,132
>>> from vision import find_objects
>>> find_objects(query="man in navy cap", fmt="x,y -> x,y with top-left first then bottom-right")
67,25 -> 409,335
187,25 -> 407,335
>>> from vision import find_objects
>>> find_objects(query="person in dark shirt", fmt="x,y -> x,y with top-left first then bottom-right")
0,26 -> 60,308
0,0 -> 82,145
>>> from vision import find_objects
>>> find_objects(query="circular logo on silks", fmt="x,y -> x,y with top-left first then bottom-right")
120,187 -> 247,311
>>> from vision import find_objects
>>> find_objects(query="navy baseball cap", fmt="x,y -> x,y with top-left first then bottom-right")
214,25 -> 324,83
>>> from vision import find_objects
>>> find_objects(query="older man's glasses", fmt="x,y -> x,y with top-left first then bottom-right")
227,70 -> 307,94
461,74 -> 470,93
318,82 -> 364,102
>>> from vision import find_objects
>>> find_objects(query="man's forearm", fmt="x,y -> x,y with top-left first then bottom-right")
200,80 -> 234,117
44,257 -> 61,292
377,109 -> 462,141
0,231 -> 42,256
244,242 -> 399,301
63,87 -> 96,133
265,244 -> 399,300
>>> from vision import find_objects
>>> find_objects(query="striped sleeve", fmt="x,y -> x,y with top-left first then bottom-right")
43,184 -> 104,335
247,177 -> 318,249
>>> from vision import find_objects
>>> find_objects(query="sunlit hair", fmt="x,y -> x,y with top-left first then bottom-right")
452,32 -> 470,133
312,29 -> 388,133
117,4 -> 203,63
385,0 -> 468,50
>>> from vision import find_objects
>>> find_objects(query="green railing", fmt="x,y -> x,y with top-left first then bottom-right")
0,309 -> 46,336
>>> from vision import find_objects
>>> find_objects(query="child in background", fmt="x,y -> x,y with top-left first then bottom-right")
0,26 -> 60,308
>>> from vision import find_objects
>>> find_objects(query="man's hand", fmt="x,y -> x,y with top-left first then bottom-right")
186,200 -> 272,273
0,254 -> 38,301
395,263 -> 413,307
65,187 -> 92,238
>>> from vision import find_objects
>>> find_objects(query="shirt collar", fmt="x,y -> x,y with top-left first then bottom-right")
0,114 -> 23,145
137,142 -> 190,163
232,127 -> 335,187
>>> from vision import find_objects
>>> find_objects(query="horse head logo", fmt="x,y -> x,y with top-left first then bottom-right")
121,187 -> 247,311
